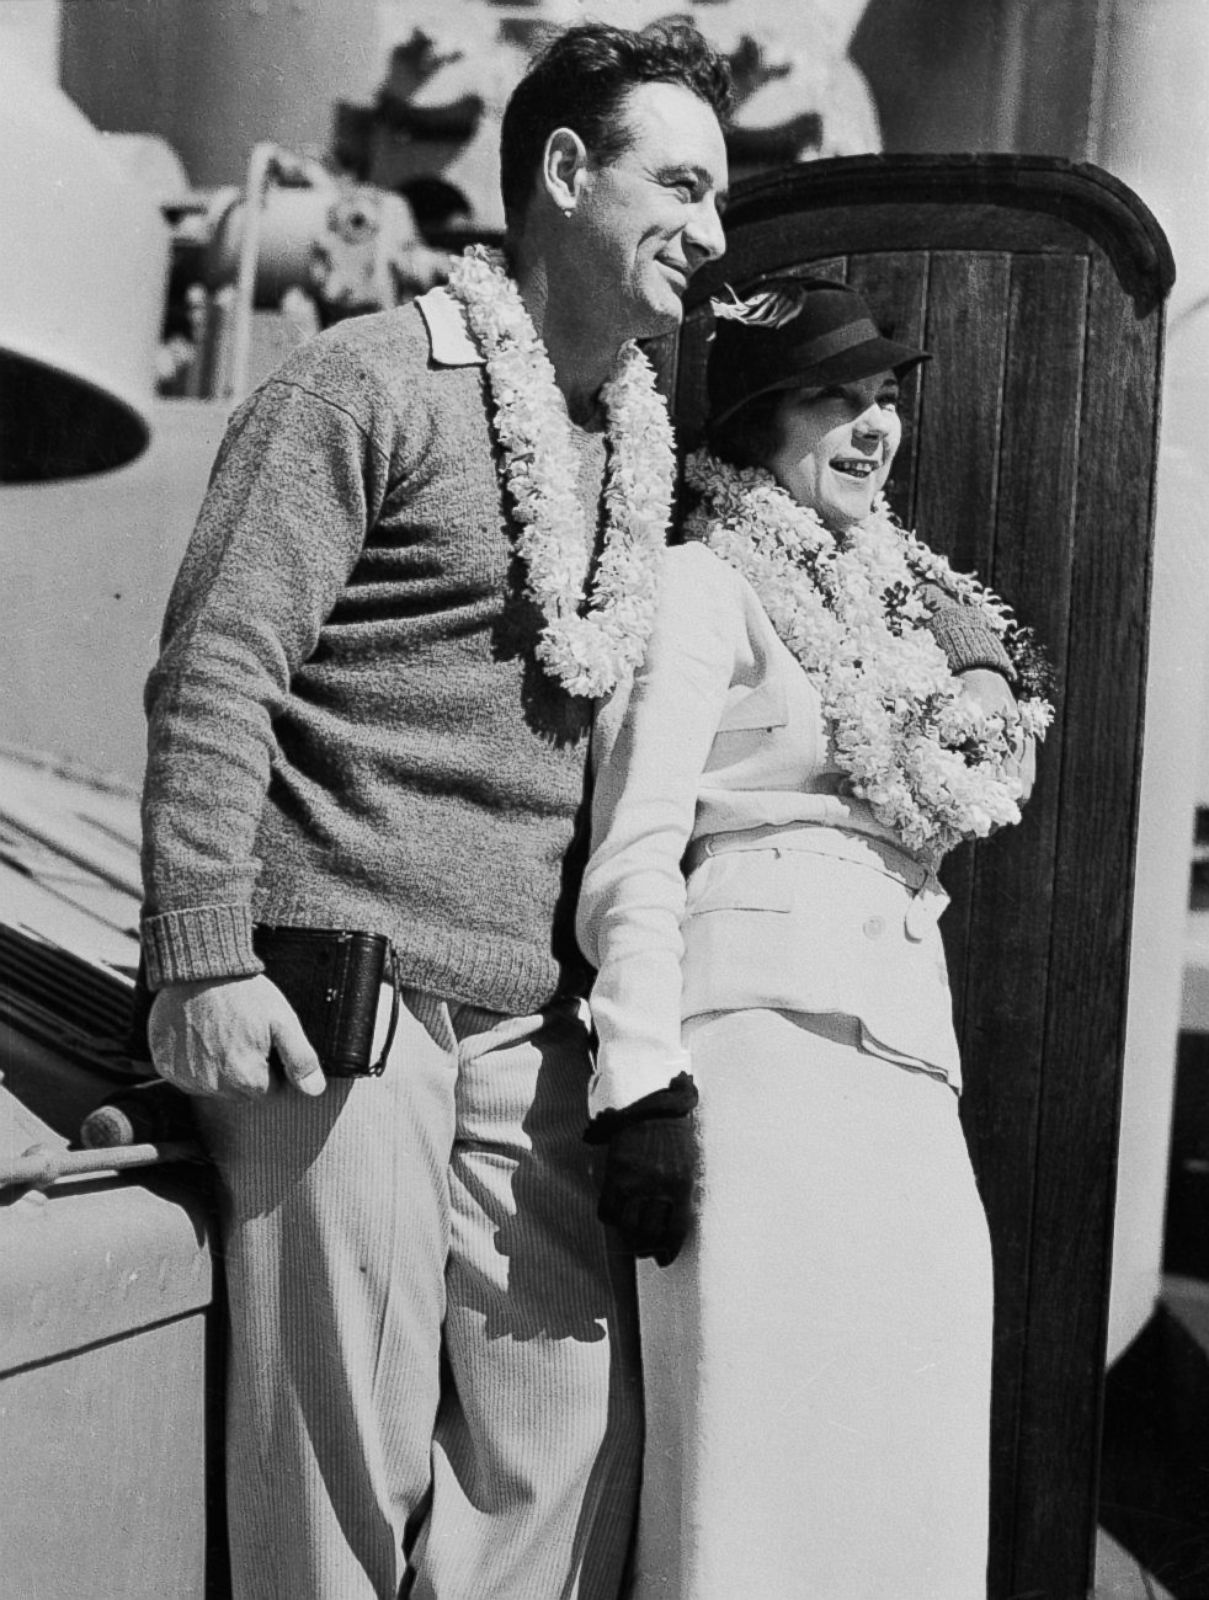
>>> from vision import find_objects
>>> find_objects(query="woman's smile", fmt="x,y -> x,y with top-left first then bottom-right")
829,452 -> 882,480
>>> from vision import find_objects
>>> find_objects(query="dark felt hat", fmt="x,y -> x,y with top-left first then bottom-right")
707,276 -> 931,428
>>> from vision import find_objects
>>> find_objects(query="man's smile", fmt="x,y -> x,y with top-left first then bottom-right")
656,256 -> 690,290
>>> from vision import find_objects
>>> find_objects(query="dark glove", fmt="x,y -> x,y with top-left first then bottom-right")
584,1073 -> 699,1266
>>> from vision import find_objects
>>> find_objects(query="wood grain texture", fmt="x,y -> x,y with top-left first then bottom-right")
1011,247 -> 1162,1599
687,155 -> 1174,314
958,250 -> 1091,1595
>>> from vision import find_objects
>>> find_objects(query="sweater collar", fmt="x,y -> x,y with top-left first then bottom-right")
417,286 -> 484,367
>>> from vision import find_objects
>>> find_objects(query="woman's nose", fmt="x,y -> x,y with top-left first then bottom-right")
854,406 -> 891,441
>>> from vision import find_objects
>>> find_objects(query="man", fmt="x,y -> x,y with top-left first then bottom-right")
140,21 -> 731,1600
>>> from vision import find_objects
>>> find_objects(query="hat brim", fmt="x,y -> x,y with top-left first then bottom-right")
710,337 -> 931,430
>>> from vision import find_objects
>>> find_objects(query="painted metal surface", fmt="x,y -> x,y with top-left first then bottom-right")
0,55 -> 168,481
0,746 -> 217,1597
0,1161 -> 211,1370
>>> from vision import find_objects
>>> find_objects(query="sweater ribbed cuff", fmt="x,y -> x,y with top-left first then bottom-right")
925,607 -> 1016,681
141,904 -> 262,989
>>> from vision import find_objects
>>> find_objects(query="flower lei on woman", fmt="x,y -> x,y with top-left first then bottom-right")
683,448 -> 1055,860
446,245 -> 675,698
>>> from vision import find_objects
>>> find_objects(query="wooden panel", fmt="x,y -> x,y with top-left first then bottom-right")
686,156 -> 1172,316
706,203 -> 1090,298
914,253 -> 1010,571
959,252 -> 1089,1595
1010,245 -> 1163,1599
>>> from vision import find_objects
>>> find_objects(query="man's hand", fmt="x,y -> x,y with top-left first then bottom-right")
960,667 -> 1036,804
148,974 -> 325,1100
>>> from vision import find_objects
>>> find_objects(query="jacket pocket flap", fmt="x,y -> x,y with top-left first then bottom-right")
684,852 -> 792,914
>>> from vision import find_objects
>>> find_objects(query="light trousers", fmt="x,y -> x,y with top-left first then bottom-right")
195,990 -> 642,1600
633,1009 -> 994,1600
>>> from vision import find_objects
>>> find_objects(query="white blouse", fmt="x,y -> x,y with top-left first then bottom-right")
577,542 -> 962,1116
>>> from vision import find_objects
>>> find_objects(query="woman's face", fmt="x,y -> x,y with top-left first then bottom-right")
766,371 -> 902,532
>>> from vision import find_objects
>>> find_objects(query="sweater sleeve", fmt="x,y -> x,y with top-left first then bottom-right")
577,544 -> 738,1116
918,581 -> 1016,681
140,369 -> 393,987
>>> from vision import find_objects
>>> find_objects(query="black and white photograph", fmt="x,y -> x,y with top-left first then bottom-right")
2,3 -> 1207,1596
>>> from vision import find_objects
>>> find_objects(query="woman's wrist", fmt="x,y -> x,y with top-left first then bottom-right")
584,1071 -> 698,1142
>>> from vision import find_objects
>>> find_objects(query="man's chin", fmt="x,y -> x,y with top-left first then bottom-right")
632,295 -> 686,342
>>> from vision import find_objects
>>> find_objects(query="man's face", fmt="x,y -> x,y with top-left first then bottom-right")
572,80 -> 728,341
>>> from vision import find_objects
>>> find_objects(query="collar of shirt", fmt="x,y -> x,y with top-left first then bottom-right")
416,286 -> 484,367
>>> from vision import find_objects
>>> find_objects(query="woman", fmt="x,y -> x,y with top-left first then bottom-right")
577,278 -> 1051,1599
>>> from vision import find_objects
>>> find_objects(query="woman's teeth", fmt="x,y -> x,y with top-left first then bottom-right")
833,458 -> 877,479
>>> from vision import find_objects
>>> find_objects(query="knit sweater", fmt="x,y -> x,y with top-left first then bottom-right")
140,291 -> 606,1014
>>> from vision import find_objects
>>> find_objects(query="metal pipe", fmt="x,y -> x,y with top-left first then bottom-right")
225,140 -> 279,400
1,1140 -> 203,1193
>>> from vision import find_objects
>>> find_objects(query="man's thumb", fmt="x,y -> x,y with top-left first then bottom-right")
271,1010 -> 325,1096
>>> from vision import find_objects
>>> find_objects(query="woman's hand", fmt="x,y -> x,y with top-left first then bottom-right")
960,668 -> 1036,804
585,1074 -> 699,1266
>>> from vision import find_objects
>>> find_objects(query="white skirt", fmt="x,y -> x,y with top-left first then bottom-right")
631,1009 -> 993,1600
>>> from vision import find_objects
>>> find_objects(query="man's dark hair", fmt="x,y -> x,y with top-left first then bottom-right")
499,20 -> 733,231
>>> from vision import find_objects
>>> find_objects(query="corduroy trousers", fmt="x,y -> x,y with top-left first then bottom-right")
194,989 -> 642,1600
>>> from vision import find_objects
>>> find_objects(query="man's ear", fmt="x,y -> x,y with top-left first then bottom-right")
542,126 -> 589,214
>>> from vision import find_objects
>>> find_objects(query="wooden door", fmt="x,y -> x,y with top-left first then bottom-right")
657,154 -> 1174,1599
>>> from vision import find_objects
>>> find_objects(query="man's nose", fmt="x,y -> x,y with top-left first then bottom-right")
684,196 -> 726,266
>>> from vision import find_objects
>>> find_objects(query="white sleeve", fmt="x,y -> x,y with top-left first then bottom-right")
577,544 -> 738,1115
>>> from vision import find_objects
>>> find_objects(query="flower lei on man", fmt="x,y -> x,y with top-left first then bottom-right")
447,245 -> 675,698
683,448 -> 1055,860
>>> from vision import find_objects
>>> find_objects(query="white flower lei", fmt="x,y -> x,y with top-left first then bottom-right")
683,448 -> 1055,860
446,245 -> 675,697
